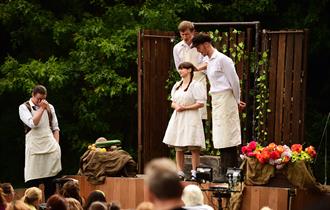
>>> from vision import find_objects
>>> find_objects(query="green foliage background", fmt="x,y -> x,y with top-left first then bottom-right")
0,0 -> 329,185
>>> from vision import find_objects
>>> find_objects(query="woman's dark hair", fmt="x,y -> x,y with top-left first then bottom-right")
83,190 -> 106,210
176,62 -> 196,91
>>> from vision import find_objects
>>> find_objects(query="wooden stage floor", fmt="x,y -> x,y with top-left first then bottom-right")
69,175 -> 329,210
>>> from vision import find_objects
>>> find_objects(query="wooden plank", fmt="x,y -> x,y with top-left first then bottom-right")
299,30 -> 309,143
244,28 -> 253,143
274,34 -> 286,144
142,30 -> 174,165
69,176 -> 146,209
241,186 -> 289,210
143,30 -> 151,165
137,30 -> 143,173
283,34 -> 294,145
292,33 -> 303,144
268,33 -> 278,144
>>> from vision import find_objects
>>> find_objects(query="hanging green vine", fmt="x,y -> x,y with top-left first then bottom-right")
254,50 -> 270,143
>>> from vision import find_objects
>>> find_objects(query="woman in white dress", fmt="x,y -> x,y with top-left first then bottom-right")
163,62 -> 206,180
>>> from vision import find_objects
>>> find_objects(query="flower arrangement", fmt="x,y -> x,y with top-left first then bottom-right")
240,141 -> 317,169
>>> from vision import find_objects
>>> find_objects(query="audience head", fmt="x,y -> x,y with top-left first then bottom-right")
144,158 -> 183,202
144,158 -> 177,177
182,184 -> 204,206
6,200 -> 30,210
88,201 -> 107,210
22,187 -> 42,208
0,188 -> 6,208
109,202 -> 120,210
60,180 -> 83,204
260,207 -> 273,210
0,183 -> 15,203
136,201 -> 154,210
46,194 -> 68,210
66,198 -> 83,210
84,190 -> 106,210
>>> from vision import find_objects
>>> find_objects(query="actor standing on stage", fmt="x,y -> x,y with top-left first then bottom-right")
163,62 -> 206,180
173,20 -> 208,120
191,34 -> 246,178
19,85 -> 61,200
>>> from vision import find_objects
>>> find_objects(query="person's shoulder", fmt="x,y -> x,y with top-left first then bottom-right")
174,40 -> 184,49
19,101 -> 29,109
190,80 -> 202,88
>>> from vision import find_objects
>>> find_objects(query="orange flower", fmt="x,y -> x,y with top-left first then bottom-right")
291,144 -> 302,153
276,145 -> 284,154
266,143 -> 276,151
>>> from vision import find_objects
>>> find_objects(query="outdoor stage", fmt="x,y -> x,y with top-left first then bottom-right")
69,175 -> 330,210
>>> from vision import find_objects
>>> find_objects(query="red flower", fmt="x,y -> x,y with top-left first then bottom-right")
305,146 -> 317,158
270,150 -> 281,160
241,146 -> 249,154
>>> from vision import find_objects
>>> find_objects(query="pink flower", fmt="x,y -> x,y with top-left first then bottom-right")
241,146 -> 248,154
248,141 -> 257,150
247,152 -> 256,157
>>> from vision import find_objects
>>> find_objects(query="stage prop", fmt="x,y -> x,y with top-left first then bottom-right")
77,145 -> 137,185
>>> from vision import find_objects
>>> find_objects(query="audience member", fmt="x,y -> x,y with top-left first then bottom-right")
22,187 -> 42,210
260,207 -> 273,210
181,184 -> 213,210
6,200 -> 30,210
66,198 -> 83,210
0,183 -> 15,204
144,158 -> 177,176
144,158 -> 185,210
136,201 -> 154,210
88,201 -> 107,210
83,190 -> 106,210
108,202 -> 120,210
60,180 -> 84,205
0,188 -> 6,210
46,194 -> 68,210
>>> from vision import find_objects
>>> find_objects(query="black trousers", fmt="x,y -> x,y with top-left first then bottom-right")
219,146 -> 239,176
25,176 -> 57,201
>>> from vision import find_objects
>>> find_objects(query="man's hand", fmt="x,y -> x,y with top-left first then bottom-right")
39,99 -> 49,110
239,101 -> 246,112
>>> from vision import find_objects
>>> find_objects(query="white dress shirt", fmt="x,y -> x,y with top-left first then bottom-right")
19,99 -> 60,131
173,40 -> 204,70
205,49 -> 241,104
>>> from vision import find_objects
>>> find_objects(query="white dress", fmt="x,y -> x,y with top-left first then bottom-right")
163,80 -> 206,148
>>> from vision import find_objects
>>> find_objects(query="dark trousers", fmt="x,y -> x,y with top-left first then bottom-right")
219,146 -> 239,176
25,176 -> 57,201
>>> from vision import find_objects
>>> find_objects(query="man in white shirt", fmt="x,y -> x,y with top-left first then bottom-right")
19,85 -> 62,200
191,34 -> 246,179
173,21 -> 208,121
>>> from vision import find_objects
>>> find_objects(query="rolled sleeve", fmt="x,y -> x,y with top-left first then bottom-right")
49,104 -> 60,131
19,104 -> 36,128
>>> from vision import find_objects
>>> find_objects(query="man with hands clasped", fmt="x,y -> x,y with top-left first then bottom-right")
19,85 -> 61,200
